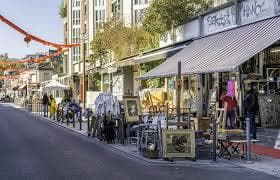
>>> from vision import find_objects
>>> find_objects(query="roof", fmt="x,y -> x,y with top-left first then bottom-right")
139,16 -> 280,79
116,40 -> 192,67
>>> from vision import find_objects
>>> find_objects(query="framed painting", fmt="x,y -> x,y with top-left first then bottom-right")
123,96 -> 141,123
162,129 -> 195,158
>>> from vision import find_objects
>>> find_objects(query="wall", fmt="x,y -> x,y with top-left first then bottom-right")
203,5 -> 236,35
38,70 -> 54,83
240,0 -> 275,25
160,0 -> 280,47
112,73 -> 124,100
122,0 -> 132,26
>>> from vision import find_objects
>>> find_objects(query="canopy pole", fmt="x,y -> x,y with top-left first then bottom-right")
176,61 -> 182,123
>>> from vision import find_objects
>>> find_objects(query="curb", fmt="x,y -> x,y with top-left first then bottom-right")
12,104 -> 237,168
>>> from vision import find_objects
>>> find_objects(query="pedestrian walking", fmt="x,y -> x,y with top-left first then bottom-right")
244,87 -> 259,139
42,93 -> 49,117
49,95 -> 57,120
220,89 -> 238,129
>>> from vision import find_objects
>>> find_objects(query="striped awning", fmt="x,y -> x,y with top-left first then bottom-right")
139,16 -> 280,80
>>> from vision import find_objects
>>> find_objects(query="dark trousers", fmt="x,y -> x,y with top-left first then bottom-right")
43,104 -> 48,117
226,110 -> 236,129
246,112 -> 257,139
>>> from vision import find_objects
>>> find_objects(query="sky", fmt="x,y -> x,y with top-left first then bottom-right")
0,0 -> 64,59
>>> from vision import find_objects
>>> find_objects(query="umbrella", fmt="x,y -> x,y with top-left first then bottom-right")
42,80 -> 69,91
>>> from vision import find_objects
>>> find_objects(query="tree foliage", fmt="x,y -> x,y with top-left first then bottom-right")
52,60 -> 63,74
59,1 -> 67,18
140,59 -> 165,88
90,22 -> 158,64
143,0 -> 210,35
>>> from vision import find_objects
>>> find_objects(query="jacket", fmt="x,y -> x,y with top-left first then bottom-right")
244,92 -> 259,113
42,95 -> 49,105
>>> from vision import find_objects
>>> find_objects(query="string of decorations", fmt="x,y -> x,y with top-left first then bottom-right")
0,15 -> 79,49
0,14 -> 79,69
0,14 -> 80,80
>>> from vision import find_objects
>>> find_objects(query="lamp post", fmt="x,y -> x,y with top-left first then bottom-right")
81,33 -> 88,110
28,76 -> 31,98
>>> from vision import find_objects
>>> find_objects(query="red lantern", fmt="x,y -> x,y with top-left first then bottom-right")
24,36 -> 32,46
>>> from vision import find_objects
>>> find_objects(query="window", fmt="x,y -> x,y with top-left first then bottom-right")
95,9 -> 105,30
43,72 -> 50,81
134,0 -> 149,5
84,24 -> 87,34
95,0 -> 105,7
72,9 -> 81,25
134,9 -> 146,24
270,47 -> 280,65
84,4 -> 87,15
72,46 -> 81,62
72,28 -> 80,43
72,0 -> 80,7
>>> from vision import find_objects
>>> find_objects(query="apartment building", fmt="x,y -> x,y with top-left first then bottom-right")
132,0 -> 151,25
212,0 -> 230,7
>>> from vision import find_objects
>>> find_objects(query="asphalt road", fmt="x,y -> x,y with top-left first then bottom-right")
0,103 -> 278,180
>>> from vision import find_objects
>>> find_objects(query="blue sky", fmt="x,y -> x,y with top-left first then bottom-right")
0,0 -> 64,59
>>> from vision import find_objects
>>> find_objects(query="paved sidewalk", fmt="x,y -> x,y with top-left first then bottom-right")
10,103 -> 280,178
221,156 -> 280,178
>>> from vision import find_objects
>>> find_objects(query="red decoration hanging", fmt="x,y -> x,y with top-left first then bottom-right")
24,36 -> 32,47
24,36 -> 32,43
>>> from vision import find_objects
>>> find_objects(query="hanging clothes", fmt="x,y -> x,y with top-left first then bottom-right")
94,93 -> 120,116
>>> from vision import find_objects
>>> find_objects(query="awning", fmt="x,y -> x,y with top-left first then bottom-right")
115,40 -> 190,68
134,41 -> 190,64
139,16 -> 280,79
19,84 -> 27,90
42,80 -> 69,91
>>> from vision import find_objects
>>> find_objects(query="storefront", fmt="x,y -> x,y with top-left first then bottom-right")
139,14 -> 280,154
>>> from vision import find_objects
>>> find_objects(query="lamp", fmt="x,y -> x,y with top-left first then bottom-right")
267,76 -> 275,82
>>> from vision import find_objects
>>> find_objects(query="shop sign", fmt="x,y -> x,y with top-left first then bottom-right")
227,80 -> 236,97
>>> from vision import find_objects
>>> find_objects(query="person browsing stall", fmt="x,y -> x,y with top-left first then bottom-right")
220,89 -> 238,129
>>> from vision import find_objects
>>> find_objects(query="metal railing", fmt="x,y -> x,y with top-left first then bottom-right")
20,101 -> 86,131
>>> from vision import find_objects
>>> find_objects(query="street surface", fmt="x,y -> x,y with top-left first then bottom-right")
0,103 -> 278,180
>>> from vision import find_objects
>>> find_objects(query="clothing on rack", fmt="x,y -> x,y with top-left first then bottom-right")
94,93 -> 120,116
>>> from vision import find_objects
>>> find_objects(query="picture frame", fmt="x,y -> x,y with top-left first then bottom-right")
123,96 -> 141,123
162,129 -> 195,158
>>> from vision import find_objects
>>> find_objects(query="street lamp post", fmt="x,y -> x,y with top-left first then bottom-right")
81,33 -> 88,110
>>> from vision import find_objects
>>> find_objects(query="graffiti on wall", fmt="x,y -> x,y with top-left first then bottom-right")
240,0 -> 274,25
275,0 -> 280,14
204,6 -> 236,35
241,0 -> 265,18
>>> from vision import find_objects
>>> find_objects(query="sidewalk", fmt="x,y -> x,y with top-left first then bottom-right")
221,156 -> 280,178
11,103 -> 280,178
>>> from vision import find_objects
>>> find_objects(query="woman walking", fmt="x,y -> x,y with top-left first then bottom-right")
49,95 -> 57,120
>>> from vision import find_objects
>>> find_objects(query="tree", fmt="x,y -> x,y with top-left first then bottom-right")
52,60 -> 63,74
143,0 -> 210,35
59,1 -> 67,18
90,22 -> 157,64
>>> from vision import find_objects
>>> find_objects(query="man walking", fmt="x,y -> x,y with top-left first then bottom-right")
244,87 -> 259,139
42,93 -> 49,117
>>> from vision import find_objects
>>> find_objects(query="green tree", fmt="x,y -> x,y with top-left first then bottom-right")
52,60 -> 63,74
143,0 -> 210,35
59,1 -> 67,18
90,22 -> 157,64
